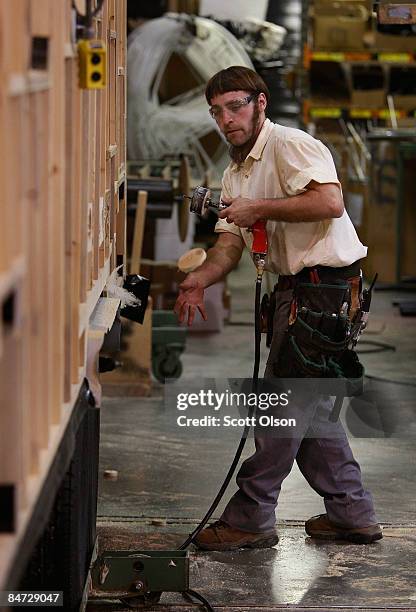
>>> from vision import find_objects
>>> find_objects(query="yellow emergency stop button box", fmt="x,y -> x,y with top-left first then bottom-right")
78,39 -> 106,89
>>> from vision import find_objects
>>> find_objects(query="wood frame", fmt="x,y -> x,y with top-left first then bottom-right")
0,0 -> 127,587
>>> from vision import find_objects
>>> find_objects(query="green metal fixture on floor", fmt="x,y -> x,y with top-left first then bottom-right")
91,549 -> 188,605
90,548 -> 213,609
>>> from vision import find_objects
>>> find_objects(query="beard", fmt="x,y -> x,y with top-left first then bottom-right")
228,103 -> 262,166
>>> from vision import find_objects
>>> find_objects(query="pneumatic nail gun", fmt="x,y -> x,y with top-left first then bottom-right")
184,185 -> 268,277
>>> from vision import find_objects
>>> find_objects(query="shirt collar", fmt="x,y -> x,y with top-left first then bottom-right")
229,118 -> 273,172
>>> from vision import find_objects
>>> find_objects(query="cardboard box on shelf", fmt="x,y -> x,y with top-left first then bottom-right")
378,3 -> 416,25
350,64 -> 386,108
351,89 -> 386,107
392,95 -> 416,111
310,61 -> 351,103
313,1 -> 371,50
389,65 -> 416,111
396,117 -> 416,128
374,31 -> 416,52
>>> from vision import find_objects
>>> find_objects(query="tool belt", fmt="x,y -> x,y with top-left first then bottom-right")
265,263 -> 364,381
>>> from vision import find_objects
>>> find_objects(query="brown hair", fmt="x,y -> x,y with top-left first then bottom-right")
205,66 -> 270,105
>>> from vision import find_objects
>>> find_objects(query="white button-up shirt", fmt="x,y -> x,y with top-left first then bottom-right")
215,118 -> 367,275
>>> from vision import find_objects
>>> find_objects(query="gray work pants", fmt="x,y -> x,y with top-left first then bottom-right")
220,287 -> 378,532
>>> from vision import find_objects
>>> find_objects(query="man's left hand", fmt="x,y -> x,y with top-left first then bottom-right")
218,197 -> 262,228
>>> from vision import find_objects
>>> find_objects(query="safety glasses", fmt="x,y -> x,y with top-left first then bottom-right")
209,93 -> 257,121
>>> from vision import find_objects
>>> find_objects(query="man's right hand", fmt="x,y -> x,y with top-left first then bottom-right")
174,275 -> 208,326
174,233 -> 243,326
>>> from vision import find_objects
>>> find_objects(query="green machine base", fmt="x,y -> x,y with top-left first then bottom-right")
152,310 -> 187,383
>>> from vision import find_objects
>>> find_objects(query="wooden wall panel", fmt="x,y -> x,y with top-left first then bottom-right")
30,0 -> 51,37
48,0 -> 65,423
0,0 -> 127,587
64,56 -> 74,401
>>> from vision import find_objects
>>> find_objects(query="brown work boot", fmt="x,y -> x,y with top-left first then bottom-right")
305,514 -> 383,544
193,520 -> 279,551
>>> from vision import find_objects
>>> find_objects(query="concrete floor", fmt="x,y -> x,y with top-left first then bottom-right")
90,252 -> 416,611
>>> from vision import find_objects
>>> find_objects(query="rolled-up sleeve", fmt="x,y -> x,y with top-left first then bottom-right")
214,169 -> 242,238
280,137 -> 341,196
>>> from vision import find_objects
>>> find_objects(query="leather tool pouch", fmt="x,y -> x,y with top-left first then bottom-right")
273,282 -> 364,382
260,288 -> 277,348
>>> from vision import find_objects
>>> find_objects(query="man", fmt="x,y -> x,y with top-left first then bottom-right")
174,66 -> 382,550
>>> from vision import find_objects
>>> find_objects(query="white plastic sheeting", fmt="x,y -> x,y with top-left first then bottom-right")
127,14 -> 253,179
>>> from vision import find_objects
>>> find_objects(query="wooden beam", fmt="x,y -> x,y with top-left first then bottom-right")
130,190 -> 148,275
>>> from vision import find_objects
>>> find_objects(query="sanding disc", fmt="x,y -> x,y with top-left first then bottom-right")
177,248 -> 207,273
178,156 -> 190,242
